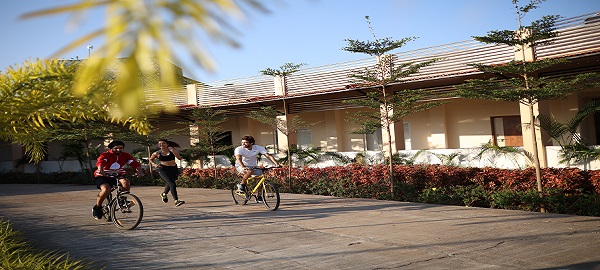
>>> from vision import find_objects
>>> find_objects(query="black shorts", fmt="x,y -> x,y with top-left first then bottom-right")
95,176 -> 125,189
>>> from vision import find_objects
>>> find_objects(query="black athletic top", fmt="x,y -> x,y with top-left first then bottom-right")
157,151 -> 176,161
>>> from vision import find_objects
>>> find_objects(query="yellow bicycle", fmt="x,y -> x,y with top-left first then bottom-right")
231,166 -> 280,210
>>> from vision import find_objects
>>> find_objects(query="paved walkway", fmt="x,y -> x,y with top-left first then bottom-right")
1,184 -> 600,269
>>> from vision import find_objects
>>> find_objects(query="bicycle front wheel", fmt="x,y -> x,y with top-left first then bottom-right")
231,183 -> 249,206
111,193 -> 143,230
261,182 -> 280,210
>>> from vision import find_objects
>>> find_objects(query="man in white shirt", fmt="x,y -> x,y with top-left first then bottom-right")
234,135 -> 280,194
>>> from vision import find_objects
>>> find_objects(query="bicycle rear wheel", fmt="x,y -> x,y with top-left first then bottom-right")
111,193 -> 143,230
231,183 -> 249,205
261,182 -> 280,210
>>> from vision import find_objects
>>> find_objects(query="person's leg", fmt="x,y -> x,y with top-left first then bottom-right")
95,179 -> 112,207
235,166 -> 252,192
158,167 -> 172,195
159,166 -> 179,200
93,177 -> 112,219
118,177 -> 130,192
253,168 -> 264,199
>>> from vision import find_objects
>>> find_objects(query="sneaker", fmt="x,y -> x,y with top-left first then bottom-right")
160,193 -> 168,203
175,200 -> 185,207
126,201 -> 135,208
92,205 -> 103,220
256,196 -> 263,203
237,183 -> 247,192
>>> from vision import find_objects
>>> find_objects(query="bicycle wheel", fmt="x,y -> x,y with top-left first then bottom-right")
102,194 -> 112,221
111,193 -> 143,230
231,183 -> 249,206
261,182 -> 280,210
102,204 -> 112,221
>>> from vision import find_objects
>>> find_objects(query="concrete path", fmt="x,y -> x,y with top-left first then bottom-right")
1,184 -> 600,269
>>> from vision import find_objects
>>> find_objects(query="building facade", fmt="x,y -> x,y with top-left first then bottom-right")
2,12 -> 600,172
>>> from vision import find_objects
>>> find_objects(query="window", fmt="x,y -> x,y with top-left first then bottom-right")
491,116 -> 523,146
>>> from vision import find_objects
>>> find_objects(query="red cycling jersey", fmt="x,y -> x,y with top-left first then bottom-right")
94,150 -> 142,177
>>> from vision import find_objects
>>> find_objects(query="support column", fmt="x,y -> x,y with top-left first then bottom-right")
272,75 -> 292,155
186,84 -> 198,106
514,28 -> 549,168
428,105 -> 448,149
519,102 -> 549,167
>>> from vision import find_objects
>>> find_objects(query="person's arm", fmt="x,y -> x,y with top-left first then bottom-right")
126,153 -> 145,177
235,154 -> 246,169
149,152 -> 160,167
171,147 -> 183,160
96,153 -> 106,176
264,153 -> 280,167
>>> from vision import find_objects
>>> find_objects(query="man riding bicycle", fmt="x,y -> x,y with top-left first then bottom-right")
235,135 -> 280,202
92,140 -> 145,220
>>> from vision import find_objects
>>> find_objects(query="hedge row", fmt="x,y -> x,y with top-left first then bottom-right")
3,164 -> 600,216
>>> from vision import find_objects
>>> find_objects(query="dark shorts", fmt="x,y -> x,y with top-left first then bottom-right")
95,176 -> 125,189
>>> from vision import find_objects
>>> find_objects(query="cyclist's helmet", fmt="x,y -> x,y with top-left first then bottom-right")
241,135 -> 255,145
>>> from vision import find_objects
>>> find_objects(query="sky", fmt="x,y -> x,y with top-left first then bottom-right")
1,0 -> 599,83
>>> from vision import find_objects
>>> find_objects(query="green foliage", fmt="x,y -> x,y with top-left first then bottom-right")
391,150 -> 425,165
186,106 -> 234,175
342,16 -> 444,198
0,59 -> 153,163
490,189 -> 542,211
260,63 -> 306,76
476,141 -> 526,169
22,1 -> 268,118
539,100 -> 600,164
0,219 -> 87,269
178,167 -> 238,189
431,152 -> 463,166
275,144 -> 323,167
454,0 -> 600,195
5,164 -> 600,216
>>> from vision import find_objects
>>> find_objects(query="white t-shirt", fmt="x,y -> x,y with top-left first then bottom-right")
234,145 -> 268,167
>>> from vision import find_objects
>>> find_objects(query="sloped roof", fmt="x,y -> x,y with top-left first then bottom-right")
175,11 -> 600,116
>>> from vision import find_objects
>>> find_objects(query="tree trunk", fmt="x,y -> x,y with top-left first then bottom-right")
528,104 -> 545,212
147,146 -> 154,179
386,125 -> 395,197
85,141 -> 94,180
287,142 -> 293,192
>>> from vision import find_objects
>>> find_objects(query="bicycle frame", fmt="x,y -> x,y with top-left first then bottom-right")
231,166 -> 280,210
247,175 -> 266,196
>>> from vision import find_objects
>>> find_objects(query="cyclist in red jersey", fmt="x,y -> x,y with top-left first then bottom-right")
92,140 -> 145,220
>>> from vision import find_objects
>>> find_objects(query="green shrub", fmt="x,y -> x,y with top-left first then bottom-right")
490,189 -> 542,211
0,219 -> 87,269
4,165 -> 600,216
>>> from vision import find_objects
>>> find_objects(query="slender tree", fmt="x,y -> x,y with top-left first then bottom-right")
342,16 -> 443,197
258,63 -> 308,190
453,0 -> 600,205
187,106 -> 234,178
248,106 -> 313,191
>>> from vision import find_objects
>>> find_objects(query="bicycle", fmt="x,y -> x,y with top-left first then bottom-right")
231,166 -> 280,210
100,174 -> 144,230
